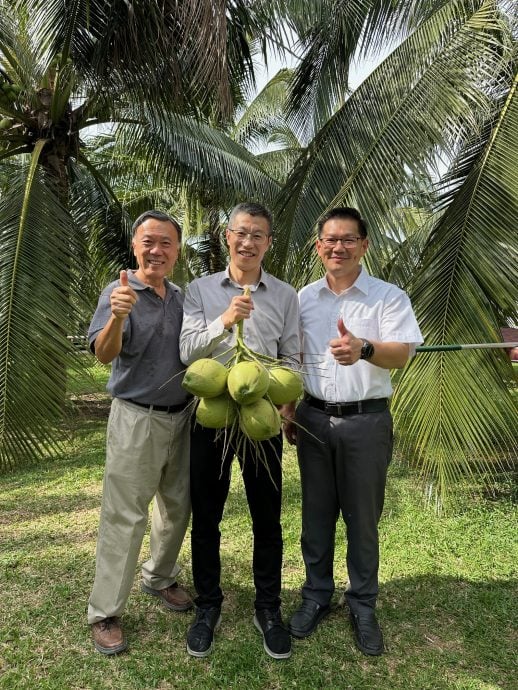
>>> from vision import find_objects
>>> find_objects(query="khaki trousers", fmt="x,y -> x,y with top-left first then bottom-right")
87,398 -> 191,624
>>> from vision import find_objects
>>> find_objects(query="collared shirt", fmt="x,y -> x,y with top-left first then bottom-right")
88,269 -> 189,406
299,267 -> 423,402
180,267 -> 300,366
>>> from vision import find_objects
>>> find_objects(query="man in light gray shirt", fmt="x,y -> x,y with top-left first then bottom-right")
180,202 -> 299,660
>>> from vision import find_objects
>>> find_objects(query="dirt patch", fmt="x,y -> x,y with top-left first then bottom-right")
68,394 -> 111,420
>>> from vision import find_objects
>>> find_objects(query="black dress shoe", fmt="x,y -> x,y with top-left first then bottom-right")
350,611 -> 384,656
289,599 -> 330,638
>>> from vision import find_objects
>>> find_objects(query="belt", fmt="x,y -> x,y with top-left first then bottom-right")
125,398 -> 190,414
304,394 -> 388,416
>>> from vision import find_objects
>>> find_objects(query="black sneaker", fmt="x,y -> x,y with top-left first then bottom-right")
186,606 -> 222,658
254,609 -> 292,659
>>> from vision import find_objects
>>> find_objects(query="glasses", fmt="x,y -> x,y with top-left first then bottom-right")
319,236 -> 363,248
227,227 -> 271,245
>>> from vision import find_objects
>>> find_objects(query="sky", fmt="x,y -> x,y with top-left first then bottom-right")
253,46 -> 390,97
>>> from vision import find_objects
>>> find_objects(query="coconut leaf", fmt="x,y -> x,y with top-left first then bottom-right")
391,67 -> 518,505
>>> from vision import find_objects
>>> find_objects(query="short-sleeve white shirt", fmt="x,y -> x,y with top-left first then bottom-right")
299,267 -> 423,402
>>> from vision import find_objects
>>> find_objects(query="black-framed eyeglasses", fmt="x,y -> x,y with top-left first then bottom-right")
319,236 -> 363,248
227,227 -> 271,245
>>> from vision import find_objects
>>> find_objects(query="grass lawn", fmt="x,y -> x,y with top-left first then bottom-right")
0,358 -> 516,689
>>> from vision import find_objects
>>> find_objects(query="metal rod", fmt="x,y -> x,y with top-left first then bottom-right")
416,342 -> 518,352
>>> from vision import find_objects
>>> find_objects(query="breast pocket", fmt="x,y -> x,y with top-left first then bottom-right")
346,318 -> 380,340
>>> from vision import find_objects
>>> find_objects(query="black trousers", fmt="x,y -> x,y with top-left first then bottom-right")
190,424 -> 283,610
295,400 -> 393,613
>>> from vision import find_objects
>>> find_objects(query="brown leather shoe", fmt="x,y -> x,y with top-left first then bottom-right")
91,617 -> 127,655
141,582 -> 193,611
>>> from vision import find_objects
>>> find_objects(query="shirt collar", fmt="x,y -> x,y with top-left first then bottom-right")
316,266 -> 370,296
127,269 -> 170,294
222,265 -> 268,291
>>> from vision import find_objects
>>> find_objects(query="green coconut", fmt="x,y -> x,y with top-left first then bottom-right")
196,393 -> 237,429
267,366 -> 304,405
227,360 -> 269,405
182,358 -> 228,398
239,398 -> 281,441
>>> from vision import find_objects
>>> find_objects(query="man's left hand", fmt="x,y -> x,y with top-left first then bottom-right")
329,317 -> 362,366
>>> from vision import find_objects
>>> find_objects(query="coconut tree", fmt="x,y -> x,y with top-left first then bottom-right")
272,0 -> 518,504
99,68 -> 302,285
0,0 -> 283,470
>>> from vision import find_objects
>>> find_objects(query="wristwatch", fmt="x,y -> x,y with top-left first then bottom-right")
360,339 -> 375,361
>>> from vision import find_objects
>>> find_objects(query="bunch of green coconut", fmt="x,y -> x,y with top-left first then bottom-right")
0,80 -> 22,131
0,80 -> 21,105
182,357 -> 303,441
182,285 -> 303,445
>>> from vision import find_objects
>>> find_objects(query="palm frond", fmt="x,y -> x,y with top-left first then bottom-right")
234,68 -> 296,151
273,0 -> 513,287
18,0 -> 252,118
392,67 -> 518,505
0,162 -> 83,470
111,113 -> 281,208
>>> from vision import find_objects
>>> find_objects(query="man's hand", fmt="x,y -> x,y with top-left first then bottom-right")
93,271 -> 137,364
329,317 -> 362,366
110,270 -> 137,320
221,292 -> 254,330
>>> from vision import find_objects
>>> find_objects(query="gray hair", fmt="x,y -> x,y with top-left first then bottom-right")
132,210 -> 182,240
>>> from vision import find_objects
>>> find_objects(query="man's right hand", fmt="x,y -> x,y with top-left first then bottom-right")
221,293 -> 253,330
110,270 -> 137,320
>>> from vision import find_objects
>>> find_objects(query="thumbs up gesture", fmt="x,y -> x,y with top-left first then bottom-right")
329,317 -> 362,365
110,269 -> 137,320
337,317 -> 348,338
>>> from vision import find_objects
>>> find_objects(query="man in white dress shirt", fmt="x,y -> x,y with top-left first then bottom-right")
285,207 -> 422,655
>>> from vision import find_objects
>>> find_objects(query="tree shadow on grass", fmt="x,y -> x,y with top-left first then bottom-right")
195,574 -> 517,690
1,534 -> 515,689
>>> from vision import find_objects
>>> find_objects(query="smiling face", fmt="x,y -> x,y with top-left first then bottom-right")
316,217 -> 368,289
225,212 -> 272,283
132,217 -> 180,288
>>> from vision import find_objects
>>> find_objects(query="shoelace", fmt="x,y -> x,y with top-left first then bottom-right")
194,609 -> 218,626
261,610 -> 283,627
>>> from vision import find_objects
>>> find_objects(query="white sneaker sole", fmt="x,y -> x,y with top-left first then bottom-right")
186,615 -> 222,658
253,614 -> 292,660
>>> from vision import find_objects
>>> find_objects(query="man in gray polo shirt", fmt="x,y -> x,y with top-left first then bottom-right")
87,210 -> 192,655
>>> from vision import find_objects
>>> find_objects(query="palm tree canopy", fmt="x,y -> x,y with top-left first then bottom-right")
0,0 -> 284,470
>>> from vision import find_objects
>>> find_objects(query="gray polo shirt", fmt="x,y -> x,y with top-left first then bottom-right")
180,267 -> 300,366
88,270 -> 189,406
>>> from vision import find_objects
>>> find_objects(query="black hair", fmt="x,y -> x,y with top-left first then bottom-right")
317,207 -> 367,238
229,202 -> 273,235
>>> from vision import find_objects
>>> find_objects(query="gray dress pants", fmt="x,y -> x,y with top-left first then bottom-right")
295,399 -> 393,613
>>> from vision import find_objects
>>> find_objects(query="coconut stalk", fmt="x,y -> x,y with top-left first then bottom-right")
182,284 -> 305,482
